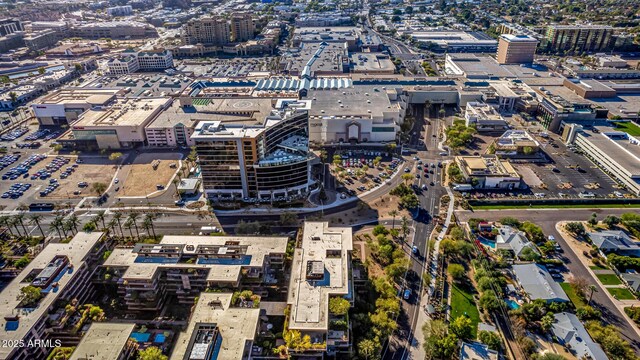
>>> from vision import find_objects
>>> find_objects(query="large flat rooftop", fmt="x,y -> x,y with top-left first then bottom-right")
103,235 -> 287,282
0,232 -> 104,360
34,88 -> 120,106
445,54 -> 551,79
287,222 -> 352,331
72,97 -> 171,128
170,293 -> 259,360
580,126 -> 640,175
305,85 -> 398,119
70,323 -> 135,360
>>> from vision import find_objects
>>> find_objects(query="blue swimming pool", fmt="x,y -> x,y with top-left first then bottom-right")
478,237 -> 496,249
506,299 -> 520,310
154,334 -> 166,343
130,332 -> 151,342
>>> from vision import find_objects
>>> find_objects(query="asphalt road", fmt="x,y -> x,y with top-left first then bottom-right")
457,208 -> 640,353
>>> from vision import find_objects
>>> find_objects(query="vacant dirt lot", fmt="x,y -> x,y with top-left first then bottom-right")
48,159 -> 117,199
121,153 -> 181,196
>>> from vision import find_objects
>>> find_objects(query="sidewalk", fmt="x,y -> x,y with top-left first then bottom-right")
408,186 -> 455,360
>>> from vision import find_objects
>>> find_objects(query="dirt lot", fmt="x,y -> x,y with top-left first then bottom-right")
48,159 -> 117,199
121,153 -> 181,196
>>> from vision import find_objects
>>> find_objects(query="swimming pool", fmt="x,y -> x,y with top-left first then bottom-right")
130,332 -> 151,342
478,237 -> 496,249
505,299 -> 520,310
154,334 -> 166,343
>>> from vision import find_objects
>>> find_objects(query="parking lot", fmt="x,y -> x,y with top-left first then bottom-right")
330,148 -> 401,198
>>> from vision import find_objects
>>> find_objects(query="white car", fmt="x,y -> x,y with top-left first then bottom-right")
114,178 -> 119,184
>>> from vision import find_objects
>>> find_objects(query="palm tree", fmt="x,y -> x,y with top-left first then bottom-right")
173,179 -> 181,198
95,211 -> 106,229
107,218 -> 119,238
401,216 -> 410,242
127,213 -> 140,239
113,212 -> 124,236
124,218 -> 135,239
424,100 -> 431,117
14,213 -> 28,237
389,210 -> 398,229
63,221 -> 74,238
143,214 -> 156,239
29,214 -> 46,239
50,215 -> 66,239
587,284 -> 598,305
0,216 -> 15,237
67,214 -> 80,234
9,217 -> 22,238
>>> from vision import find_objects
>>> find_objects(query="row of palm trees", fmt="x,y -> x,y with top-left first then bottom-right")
0,213 -> 47,239
100,212 -> 157,240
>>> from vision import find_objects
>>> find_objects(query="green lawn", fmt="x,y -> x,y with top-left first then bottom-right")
614,122 -> 640,136
596,274 -> 622,286
590,265 -> 609,270
608,288 -> 636,300
450,283 -> 480,338
560,282 -> 586,308
471,203 -> 640,210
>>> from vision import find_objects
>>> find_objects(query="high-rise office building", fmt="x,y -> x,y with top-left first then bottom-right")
496,34 -> 538,64
544,25 -> 613,53
230,13 -> 255,42
181,17 -> 230,46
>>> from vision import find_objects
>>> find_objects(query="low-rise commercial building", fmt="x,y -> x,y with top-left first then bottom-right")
454,156 -> 522,189
71,21 -> 157,39
61,97 -> 171,150
564,124 -> 640,195
0,232 -> 107,360
31,88 -> 121,126
107,49 -> 174,75
535,86 -> 598,132
464,101 -> 509,132
193,99 -> 315,201
409,31 -> 497,53
287,222 -> 353,355
492,130 -> 540,158
102,235 -> 287,313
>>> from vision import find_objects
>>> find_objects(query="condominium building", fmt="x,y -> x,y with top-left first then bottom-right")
287,222 -> 353,355
170,293 -> 260,360
231,13 -> 255,42
31,88 -> 121,126
564,124 -> 640,195
102,235 -> 287,313
464,101 -> 509,132
193,99 -> 315,201
0,232 -> 108,360
70,323 -> 137,360
544,25 -> 613,53
496,34 -> 538,64
181,17 -> 230,46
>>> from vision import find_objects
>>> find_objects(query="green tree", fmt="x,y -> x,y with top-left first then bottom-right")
18,285 -> 42,307
565,222 -> 586,236
603,215 -> 620,229
82,221 -> 97,232
500,217 -> 521,228
478,292 -> 502,313
536,354 -> 567,360
92,182 -> 107,196
358,338 -> 381,359
138,346 -> 167,360
478,330 -> 502,351
328,297 -> 350,315
447,263 -> 465,282
449,316 -> 473,339
108,152 -> 123,162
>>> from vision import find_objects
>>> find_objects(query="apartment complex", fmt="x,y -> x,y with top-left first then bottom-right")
496,34 -> 538,64
0,232 -> 107,360
564,124 -> 640,195
454,155 -> 522,189
231,13 -> 255,42
181,17 -> 231,46
170,293 -> 260,360
544,25 -> 613,53
193,99 -> 314,201
102,235 -> 287,313
287,222 -> 353,355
